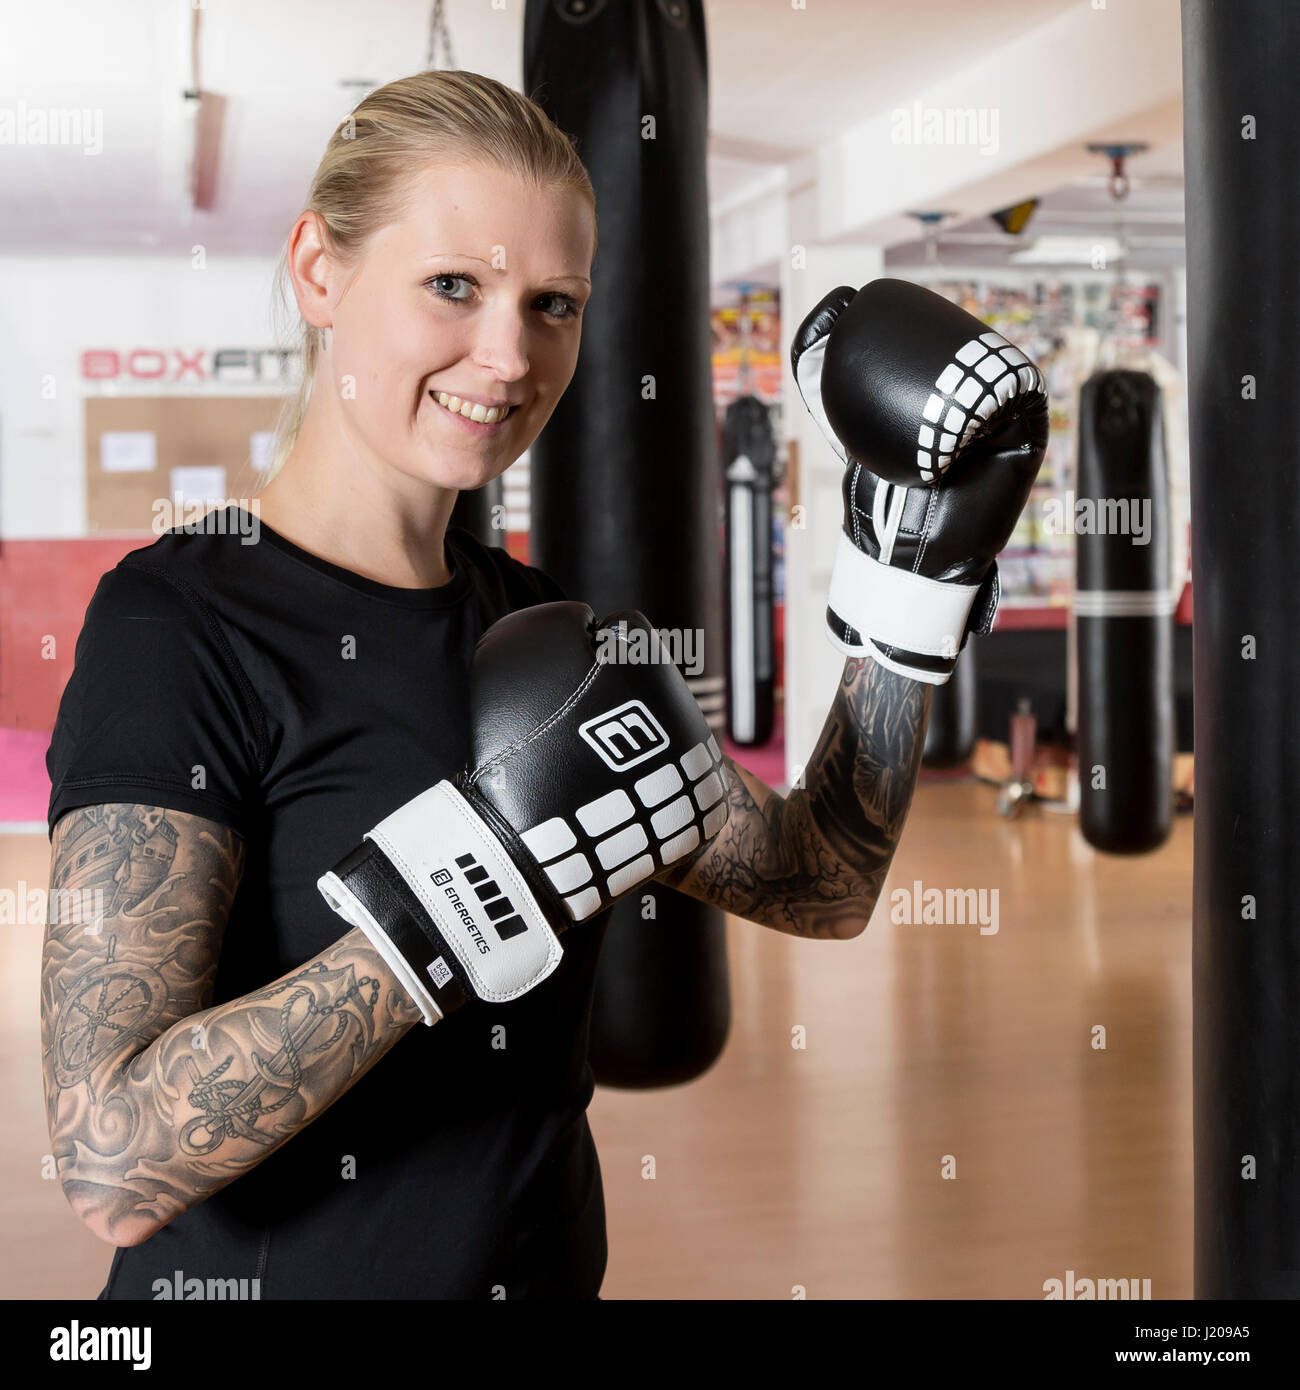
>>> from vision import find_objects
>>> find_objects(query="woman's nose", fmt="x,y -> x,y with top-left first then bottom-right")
469,310 -> 530,382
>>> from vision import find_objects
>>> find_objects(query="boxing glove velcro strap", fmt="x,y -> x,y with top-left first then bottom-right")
319,843 -> 471,1024
827,531 -> 982,666
318,782 -> 562,1024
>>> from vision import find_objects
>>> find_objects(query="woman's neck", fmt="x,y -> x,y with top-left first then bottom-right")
255,451 -> 456,591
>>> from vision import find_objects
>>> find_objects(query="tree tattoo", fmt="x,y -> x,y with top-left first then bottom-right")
662,657 -> 929,937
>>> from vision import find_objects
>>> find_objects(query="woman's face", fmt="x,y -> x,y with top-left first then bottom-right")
325,161 -> 594,490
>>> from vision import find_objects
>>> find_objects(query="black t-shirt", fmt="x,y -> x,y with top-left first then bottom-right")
46,507 -> 608,1299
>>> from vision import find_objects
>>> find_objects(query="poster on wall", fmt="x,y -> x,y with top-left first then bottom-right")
926,277 -> 1164,614
711,286 -> 782,406
99,431 -> 157,474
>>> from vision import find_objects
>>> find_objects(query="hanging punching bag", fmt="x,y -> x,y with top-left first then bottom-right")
525,0 -> 730,1087
722,395 -> 777,746
916,283 -> 989,765
923,642 -> 977,768
1074,369 -> 1174,852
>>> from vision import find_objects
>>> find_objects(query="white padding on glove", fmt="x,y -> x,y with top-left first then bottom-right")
827,532 -> 980,671
318,782 -> 561,1021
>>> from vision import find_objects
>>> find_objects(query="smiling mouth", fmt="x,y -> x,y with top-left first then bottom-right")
430,391 -> 515,425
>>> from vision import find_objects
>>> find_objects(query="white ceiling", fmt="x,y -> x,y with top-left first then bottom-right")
888,158 -> 1187,272
0,0 -> 1181,265
706,0 -> 1079,159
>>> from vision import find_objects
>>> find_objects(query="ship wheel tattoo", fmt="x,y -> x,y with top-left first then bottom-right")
52,935 -> 173,1091
179,963 -> 379,1156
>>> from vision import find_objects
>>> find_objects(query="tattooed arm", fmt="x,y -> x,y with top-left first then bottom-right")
40,804 -> 423,1248
661,657 -> 930,939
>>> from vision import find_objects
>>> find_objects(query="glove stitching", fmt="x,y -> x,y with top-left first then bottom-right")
847,465 -> 863,644
464,657 -> 604,786
914,487 -> 940,575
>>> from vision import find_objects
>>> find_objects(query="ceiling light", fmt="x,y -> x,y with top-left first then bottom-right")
1010,234 -> 1125,266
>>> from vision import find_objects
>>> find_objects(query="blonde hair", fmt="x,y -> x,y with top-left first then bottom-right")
264,69 -> 595,481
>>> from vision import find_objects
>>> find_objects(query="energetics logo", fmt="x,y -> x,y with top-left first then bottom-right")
578,700 -> 669,771
431,854 -> 527,948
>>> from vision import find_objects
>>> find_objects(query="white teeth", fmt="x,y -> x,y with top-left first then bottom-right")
433,391 -> 511,424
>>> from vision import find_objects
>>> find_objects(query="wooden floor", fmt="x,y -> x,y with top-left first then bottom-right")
1,778 -> 1193,1299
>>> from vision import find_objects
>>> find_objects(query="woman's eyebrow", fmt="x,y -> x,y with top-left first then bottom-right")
419,251 -> 493,266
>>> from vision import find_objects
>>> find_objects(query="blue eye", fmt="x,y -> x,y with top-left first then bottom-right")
425,275 -> 579,321
427,274 -> 474,302
537,293 -> 579,321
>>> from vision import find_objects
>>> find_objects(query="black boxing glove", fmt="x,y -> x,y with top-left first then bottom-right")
318,602 -> 729,1023
792,278 -> 1049,683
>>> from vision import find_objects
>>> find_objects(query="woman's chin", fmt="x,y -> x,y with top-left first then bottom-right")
425,454 -> 512,492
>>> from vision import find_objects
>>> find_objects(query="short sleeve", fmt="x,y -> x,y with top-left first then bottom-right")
46,563 -> 264,838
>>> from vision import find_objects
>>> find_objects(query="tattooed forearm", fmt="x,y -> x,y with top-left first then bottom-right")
41,804 -> 423,1246
663,658 -> 929,938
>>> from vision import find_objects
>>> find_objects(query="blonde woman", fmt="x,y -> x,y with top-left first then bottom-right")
42,70 -> 1038,1299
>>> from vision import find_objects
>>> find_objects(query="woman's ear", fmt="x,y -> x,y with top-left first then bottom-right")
286,211 -> 335,331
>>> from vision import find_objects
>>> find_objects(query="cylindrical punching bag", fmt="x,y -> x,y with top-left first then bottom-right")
1074,369 -> 1174,853
722,395 -> 776,746
449,475 -> 505,547
923,641 -> 977,768
525,0 -> 730,1087
1184,0 -> 1300,1299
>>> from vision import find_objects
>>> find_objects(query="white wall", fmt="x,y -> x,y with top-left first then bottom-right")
0,255 -> 283,537
780,243 -> 886,789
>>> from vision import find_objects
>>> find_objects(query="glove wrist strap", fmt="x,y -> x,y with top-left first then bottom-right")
826,532 -> 983,682
318,782 -> 562,1024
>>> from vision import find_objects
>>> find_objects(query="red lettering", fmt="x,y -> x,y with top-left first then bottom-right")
81,350 -> 119,380
127,349 -> 167,380
173,348 -> 206,381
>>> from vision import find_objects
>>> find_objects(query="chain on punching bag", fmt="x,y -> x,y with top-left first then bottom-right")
524,0 -> 730,1086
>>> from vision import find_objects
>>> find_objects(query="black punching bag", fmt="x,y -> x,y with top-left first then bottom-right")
923,643 -> 977,768
1074,370 -> 1174,853
722,395 -> 777,746
525,0 -> 730,1086
1184,0 -> 1300,1299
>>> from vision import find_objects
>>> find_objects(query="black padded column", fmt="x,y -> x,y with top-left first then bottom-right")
1183,0 -> 1300,1298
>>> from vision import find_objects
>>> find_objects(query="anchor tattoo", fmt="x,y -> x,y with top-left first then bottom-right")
179,962 -> 379,1155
